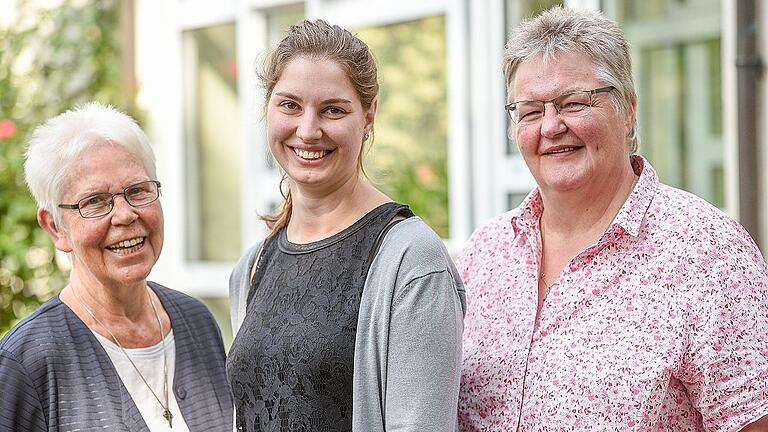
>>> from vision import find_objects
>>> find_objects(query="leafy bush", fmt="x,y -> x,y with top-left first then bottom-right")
0,0 -> 134,336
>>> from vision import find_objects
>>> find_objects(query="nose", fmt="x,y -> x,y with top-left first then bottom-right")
110,194 -> 138,225
539,103 -> 567,139
296,111 -> 322,142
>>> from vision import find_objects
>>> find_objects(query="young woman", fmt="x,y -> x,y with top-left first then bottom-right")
226,19 -> 465,432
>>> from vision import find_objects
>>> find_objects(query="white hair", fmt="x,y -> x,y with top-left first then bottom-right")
24,102 -> 156,224
504,6 -> 640,153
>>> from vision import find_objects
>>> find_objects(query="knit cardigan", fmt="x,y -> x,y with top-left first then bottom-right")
0,282 -> 233,431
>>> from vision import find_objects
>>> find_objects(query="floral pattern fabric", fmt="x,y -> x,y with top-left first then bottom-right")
458,156 -> 768,431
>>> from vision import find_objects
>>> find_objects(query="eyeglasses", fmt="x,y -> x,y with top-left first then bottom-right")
505,86 -> 615,124
58,180 -> 161,219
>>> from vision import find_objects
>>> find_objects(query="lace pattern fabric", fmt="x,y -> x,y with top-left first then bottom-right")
228,203 -> 411,432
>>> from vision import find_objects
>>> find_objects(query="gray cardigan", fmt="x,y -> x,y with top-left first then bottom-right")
0,282 -> 233,432
229,217 -> 466,432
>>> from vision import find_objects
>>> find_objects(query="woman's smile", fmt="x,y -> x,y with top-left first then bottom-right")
291,147 -> 332,161
105,236 -> 146,255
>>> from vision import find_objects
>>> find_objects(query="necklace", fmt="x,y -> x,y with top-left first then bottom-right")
73,286 -> 173,428
540,271 -> 557,290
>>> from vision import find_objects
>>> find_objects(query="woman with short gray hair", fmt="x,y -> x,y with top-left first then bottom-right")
459,6 -> 768,431
0,102 -> 233,431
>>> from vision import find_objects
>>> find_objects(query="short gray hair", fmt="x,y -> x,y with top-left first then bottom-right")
24,102 -> 156,224
504,6 -> 639,153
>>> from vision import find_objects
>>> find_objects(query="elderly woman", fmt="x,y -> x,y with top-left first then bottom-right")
458,7 -> 768,432
0,103 -> 232,431
226,19 -> 465,432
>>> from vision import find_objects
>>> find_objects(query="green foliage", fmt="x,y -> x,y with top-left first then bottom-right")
0,0 -> 132,336
357,16 -> 450,238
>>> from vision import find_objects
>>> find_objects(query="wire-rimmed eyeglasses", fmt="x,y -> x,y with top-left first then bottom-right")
58,180 -> 161,218
505,86 -> 615,124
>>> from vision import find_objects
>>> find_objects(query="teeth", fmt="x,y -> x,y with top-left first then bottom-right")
294,148 -> 327,160
549,147 -> 577,154
107,237 -> 145,250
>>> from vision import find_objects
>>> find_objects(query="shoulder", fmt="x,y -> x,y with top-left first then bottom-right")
464,210 -> 518,254
647,185 -> 767,307
651,184 -> 761,258
1,297 -> 69,349
231,241 -> 264,279
375,217 -> 455,280
0,297 -> 80,368
149,282 -> 220,332
229,241 -> 264,295
370,217 -> 465,310
457,209 -> 519,279
228,241 -> 265,335
150,281 -> 207,312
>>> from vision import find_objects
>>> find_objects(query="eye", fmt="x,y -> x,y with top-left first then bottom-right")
279,101 -> 300,111
558,93 -> 591,113
517,108 -> 543,122
81,193 -> 111,208
322,106 -> 347,118
519,110 -> 542,120
560,101 -> 589,111
125,183 -> 151,198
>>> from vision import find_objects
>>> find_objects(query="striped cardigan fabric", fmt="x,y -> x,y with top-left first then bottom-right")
0,281 -> 233,431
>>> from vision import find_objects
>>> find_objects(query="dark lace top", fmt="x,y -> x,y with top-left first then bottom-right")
227,202 -> 413,432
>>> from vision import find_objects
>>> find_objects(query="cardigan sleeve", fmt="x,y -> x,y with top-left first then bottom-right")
352,217 -> 465,432
229,242 -> 262,336
384,269 -> 465,432
0,349 -> 48,432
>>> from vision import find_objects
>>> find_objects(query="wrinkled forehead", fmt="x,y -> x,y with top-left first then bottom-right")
62,143 -> 149,197
510,52 -> 600,101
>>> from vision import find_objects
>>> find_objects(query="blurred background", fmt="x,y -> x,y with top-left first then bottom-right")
1,0 -> 766,346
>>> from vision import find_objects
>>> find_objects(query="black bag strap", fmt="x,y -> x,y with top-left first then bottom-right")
362,205 -> 414,278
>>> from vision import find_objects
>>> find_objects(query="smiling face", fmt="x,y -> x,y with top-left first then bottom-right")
266,56 -> 376,196
42,143 -> 164,289
512,52 -> 634,195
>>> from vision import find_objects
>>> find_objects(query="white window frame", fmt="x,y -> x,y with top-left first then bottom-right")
138,0 -> 470,297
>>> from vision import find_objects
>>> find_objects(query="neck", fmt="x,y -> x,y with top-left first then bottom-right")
66,269 -> 149,321
540,161 -> 638,238
59,264 -> 169,349
287,175 -> 390,243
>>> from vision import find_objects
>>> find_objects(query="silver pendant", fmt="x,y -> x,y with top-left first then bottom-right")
163,409 -> 173,428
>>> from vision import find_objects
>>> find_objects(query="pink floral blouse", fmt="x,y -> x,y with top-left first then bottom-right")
458,156 -> 768,431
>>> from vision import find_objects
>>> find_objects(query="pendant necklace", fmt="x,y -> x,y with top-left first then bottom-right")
540,271 -> 557,290
73,285 -> 173,428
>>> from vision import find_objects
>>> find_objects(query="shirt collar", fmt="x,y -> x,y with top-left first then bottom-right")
510,188 -> 543,238
510,155 -> 658,239
609,155 -> 658,237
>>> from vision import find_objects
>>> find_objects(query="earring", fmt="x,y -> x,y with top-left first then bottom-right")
279,172 -> 289,200
363,132 -> 370,141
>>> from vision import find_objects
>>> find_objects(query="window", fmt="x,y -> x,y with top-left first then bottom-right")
183,23 -> 243,261
611,0 -> 724,207
356,16 -> 450,237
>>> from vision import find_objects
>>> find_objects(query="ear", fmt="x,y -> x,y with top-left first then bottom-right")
624,95 -> 637,135
364,99 -> 378,133
38,208 -> 73,253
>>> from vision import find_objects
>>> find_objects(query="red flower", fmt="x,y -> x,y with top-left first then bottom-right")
0,119 -> 17,139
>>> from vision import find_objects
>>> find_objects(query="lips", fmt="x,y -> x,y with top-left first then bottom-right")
543,145 -> 583,155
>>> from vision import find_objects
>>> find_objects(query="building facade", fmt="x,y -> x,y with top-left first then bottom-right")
134,0 -> 766,306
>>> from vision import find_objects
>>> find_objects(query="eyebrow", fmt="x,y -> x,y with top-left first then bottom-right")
74,179 -> 151,200
514,87 -> 589,102
274,92 -> 353,105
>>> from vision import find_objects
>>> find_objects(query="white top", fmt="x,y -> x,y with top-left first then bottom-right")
93,330 -> 190,432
